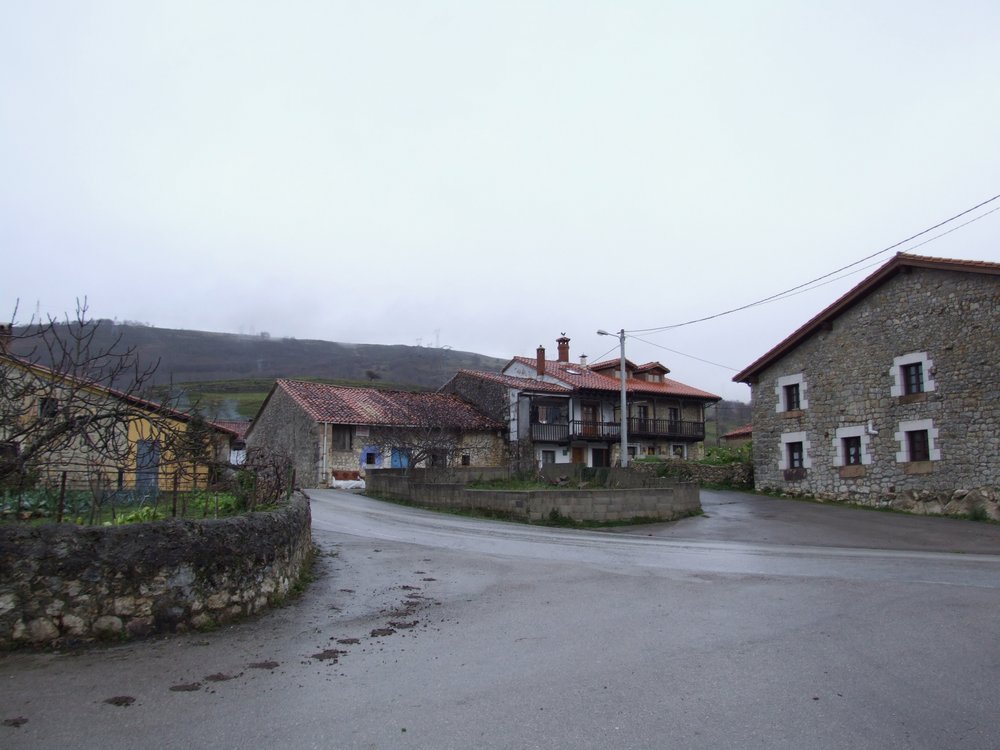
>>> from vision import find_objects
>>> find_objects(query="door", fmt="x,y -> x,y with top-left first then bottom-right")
390,448 -> 410,469
581,403 -> 599,436
136,439 -> 160,492
571,447 -> 586,464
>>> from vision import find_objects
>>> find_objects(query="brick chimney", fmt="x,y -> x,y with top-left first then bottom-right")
556,335 -> 570,363
536,345 -> 546,377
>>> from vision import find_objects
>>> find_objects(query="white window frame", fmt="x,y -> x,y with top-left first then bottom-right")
670,443 -> 688,460
894,419 -> 941,462
832,425 -> 872,467
778,431 -> 812,470
775,373 -> 808,413
889,352 -> 936,397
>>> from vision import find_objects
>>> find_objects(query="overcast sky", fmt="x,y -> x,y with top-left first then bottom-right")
2,1 -> 998,401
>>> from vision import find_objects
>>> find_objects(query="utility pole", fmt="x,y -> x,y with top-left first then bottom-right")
597,328 -> 629,468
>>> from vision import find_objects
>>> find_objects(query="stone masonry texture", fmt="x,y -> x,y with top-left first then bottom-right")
0,495 -> 312,648
749,267 -> 999,504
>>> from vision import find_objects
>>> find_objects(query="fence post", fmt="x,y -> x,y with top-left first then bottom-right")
171,474 -> 179,518
57,471 -> 67,523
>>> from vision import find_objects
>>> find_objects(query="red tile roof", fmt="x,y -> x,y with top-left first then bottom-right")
210,419 -> 251,439
733,252 -> 1000,383
446,370 -> 572,394
275,379 -> 499,429
722,424 -> 752,440
509,357 -> 721,401
1,352 -> 240,437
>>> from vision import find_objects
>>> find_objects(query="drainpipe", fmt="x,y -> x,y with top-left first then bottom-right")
322,422 -> 328,485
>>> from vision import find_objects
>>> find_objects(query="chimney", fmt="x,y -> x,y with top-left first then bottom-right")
579,354 -> 588,367
556,335 -> 570,363
536,345 -> 546,377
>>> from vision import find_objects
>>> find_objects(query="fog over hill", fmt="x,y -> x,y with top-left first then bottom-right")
18,320 -> 508,391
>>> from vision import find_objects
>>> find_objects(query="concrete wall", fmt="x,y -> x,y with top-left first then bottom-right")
366,468 -> 700,522
0,495 -> 312,648
749,267 -> 999,504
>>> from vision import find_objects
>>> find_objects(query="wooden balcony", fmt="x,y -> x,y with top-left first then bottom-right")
530,418 -> 705,443
627,417 -> 705,440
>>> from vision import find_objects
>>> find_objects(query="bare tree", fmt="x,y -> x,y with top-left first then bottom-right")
363,392 -> 500,472
0,300 -> 185,490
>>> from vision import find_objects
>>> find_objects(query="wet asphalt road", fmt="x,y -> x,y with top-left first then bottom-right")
3,488 -> 1000,750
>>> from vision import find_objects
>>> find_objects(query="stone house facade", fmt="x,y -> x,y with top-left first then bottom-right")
246,380 -> 504,487
442,335 -> 720,469
733,253 -> 1000,505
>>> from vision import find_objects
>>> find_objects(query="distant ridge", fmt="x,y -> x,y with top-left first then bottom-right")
16,320 -> 508,391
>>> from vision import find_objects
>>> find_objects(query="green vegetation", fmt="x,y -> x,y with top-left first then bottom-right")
1,488 -> 249,526
700,442 -> 753,466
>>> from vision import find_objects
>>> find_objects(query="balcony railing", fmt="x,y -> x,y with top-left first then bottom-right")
530,423 -> 570,442
627,417 -> 705,440
530,418 -> 705,443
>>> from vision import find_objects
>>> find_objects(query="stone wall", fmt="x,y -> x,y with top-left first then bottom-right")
0,495 -> 312,648
247,386 -> 322,486
366,468 -> 701,522
749,267 -> 999,503
628,460 -> 753,488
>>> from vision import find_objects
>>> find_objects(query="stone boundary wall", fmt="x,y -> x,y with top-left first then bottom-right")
366,470 -> 700,523
0,495 -> 312,648
628,460 -> 753,488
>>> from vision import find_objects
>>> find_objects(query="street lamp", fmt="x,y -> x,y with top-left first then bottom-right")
597,328 -> 629,468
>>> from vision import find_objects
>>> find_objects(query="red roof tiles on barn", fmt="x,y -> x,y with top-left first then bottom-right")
274,379 -> 499,430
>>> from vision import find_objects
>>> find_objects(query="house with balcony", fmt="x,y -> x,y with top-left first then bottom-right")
442,335 -> 721,468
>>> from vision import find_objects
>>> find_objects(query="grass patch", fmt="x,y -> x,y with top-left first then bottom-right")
365,491 -> 698,528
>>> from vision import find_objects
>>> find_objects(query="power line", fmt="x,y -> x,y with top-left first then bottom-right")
627,193 -> 1000,335
628,334 -> 739,371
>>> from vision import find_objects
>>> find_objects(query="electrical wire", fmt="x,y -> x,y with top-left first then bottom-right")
627,193 -> 1000,335
628,334 -> 739,371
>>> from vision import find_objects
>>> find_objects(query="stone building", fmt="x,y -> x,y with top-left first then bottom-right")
246,379 -> 504,487
733,252 -> 999,506
442,335 -> 720,469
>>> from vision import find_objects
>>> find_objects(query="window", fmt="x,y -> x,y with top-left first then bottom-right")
534,402 -> 568,424
902,363 -> 923,395
787,442 -> 804,469
461,454 -> 471,466
783,384 -> 801,411
890,352 -> 936,397
38,397 -> 59,419
778,431 -> 811,471
331,425 -> 352,451
671,444 -> 687,459
907,430 -> 930,462
833,425 -> 871,469
0,441 -> 18,462
541,450 -> 556,465
843,436 -> 862,466
894,419 -> 940,463
775,374 -> 808,413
